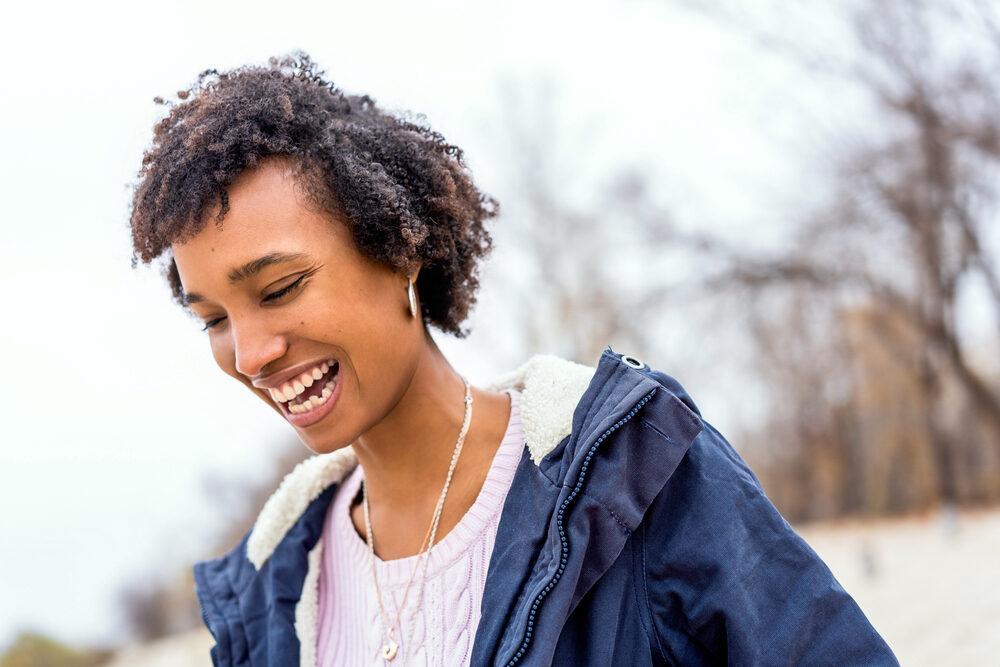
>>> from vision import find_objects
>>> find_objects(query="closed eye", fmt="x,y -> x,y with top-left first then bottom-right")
263,274 -> 308,302
202,316 -> 226,331
199,269 -> 316,332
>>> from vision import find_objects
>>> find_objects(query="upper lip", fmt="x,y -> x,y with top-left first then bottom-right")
251,357 -> 336,390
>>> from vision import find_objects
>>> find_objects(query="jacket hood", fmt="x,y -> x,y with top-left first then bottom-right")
246,353 -> 598,571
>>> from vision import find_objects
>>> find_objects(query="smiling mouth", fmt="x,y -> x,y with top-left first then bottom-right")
267,360 -> 340,415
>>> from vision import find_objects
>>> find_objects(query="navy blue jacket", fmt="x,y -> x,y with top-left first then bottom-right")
194,349 -> 898,665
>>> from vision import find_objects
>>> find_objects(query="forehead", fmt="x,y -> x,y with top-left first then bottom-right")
170,161 -> 346,282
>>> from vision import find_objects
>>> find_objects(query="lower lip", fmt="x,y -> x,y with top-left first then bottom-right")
280,368 -> 342,428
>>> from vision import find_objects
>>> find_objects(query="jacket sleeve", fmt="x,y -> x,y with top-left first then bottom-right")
640,421 -> 898,666
192,531 -> 255,667
193,558 -> 231,666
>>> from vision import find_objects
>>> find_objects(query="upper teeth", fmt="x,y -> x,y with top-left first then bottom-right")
268,360 -> 335,403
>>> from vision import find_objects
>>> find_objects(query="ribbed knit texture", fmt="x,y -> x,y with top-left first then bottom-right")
316,390 -> 524,666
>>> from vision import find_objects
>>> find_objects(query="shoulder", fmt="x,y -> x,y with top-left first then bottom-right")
629,357 -> 819,582
194,447 -> 358,602
605,350 -> 778,515
627,364 -> 898,665
245,448 -> 358,569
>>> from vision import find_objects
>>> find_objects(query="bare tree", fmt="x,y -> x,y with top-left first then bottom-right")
667,0 -> 1000,516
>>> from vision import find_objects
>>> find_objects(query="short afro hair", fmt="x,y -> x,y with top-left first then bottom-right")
129,51 -> 498,336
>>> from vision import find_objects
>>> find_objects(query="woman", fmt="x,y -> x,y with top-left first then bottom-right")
129,53 -> 897,666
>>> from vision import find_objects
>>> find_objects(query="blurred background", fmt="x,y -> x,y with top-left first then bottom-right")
2,0 -> 999,664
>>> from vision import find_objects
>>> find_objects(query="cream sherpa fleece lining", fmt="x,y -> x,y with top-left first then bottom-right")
294,539 -> 323,667
246,353 -> 595,571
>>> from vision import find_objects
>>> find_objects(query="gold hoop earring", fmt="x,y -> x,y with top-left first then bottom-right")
408,277 -> 417,318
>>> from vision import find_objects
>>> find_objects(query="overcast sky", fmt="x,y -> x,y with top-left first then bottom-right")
0,0 -> 898,650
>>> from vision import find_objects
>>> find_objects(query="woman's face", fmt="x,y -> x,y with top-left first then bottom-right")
170,160 -> 424,453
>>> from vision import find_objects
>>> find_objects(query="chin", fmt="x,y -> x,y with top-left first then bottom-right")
296,435 -> 354,456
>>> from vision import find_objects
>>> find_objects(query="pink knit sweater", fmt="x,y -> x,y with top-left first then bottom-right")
316,390 -> 524,666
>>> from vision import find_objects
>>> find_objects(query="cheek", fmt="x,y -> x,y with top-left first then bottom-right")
209,333 -> 237,376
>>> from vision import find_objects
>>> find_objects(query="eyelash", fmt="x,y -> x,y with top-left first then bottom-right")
201,275 -> 309,331
263,274 -> 307,302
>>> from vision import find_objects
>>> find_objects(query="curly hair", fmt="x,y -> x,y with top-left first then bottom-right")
129,52 -> 498,336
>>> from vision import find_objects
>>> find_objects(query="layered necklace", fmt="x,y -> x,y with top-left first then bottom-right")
362,376 -> 473,663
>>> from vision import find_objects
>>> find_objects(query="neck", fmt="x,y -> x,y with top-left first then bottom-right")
351,334 -> 470,513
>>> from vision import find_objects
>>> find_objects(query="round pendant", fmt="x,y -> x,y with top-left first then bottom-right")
382,640 -> 399,661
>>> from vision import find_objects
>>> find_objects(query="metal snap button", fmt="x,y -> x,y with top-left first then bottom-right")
621,354 -> 644,369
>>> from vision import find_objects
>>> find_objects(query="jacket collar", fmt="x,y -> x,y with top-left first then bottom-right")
246,353 -> 597,570
473,349 -> 705,664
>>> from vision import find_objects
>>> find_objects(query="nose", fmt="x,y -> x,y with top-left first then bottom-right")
230,315 -> 288,378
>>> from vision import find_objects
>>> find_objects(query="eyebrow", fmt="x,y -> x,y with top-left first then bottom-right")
184,251 -> 309,305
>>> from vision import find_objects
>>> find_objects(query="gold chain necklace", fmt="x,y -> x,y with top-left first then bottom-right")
363,376 -> 473,663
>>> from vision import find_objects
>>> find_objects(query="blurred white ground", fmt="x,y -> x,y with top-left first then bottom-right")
798,507 -> 1000,665
100,508 -> 1000,666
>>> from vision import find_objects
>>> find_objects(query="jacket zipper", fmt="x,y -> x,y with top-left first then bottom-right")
502,388 -> 657,666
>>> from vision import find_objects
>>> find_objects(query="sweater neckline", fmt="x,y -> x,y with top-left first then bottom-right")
332,389 -> 524,587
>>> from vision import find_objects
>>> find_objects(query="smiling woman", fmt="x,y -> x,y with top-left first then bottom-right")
128,53 -> 897,666
168,161 -> 433,442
